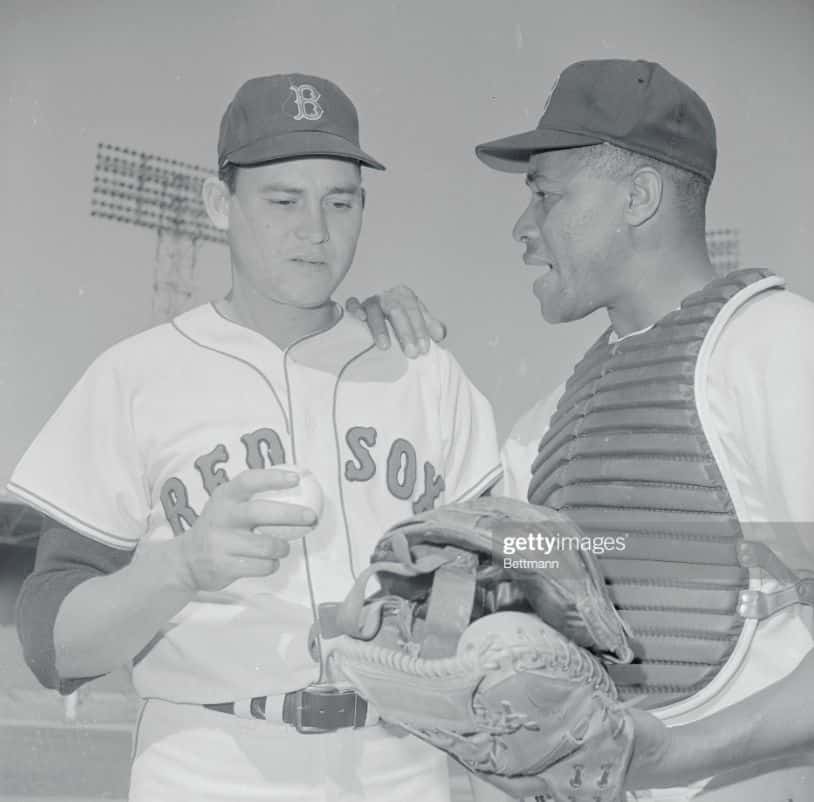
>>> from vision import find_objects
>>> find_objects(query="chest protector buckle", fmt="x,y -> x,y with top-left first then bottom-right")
737,540 -> 814,619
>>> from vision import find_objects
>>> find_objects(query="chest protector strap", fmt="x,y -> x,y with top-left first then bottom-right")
527,269 -> 810,709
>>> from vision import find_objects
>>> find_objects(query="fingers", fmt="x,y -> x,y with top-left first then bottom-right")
378,302 -> 418,356
419,300 -> 447,344
235,498 -> 318,528
345,296 -> 367,320
381,287 -> 425,357
230,557 -> 282,578
351,287 -> 445,356
254,524 -> 311,541
231,530 -> 291,561
215,468 -> 301,502
361,296 -> 391,350
177,525 -> 291,590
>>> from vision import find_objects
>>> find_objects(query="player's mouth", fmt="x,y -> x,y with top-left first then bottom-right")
524,253 -> 557,300
291,257 -> 328,266
523,252 -> 554,272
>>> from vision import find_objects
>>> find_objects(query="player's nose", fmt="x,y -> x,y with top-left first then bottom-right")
295,203 -> 329,244
512,201 -> 539,245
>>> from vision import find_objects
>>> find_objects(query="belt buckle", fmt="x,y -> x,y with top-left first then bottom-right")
287,686 -> 366,734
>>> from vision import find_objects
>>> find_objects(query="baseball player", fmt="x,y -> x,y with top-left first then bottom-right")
10,73 -> 501,802
348,60 -> 814,802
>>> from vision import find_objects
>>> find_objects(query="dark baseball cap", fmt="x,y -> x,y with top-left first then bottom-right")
218,73 -> 385,171
476,59 -> 716,182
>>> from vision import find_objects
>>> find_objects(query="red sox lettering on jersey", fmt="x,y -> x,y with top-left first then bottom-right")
161,424 -> 446,535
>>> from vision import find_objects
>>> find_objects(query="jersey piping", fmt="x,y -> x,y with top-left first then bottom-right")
173,314 -> 291,435
5,482 -> 137,550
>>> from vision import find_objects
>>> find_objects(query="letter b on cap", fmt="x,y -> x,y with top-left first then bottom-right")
290,84 -> 323,121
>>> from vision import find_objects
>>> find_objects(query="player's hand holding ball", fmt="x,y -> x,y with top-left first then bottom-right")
173,468 -> 318,593
252,464 -> 324,540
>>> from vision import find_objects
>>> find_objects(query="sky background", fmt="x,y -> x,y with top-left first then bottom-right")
2,0 -> 813,484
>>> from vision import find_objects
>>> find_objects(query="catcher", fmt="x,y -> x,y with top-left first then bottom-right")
345,60 -> 814,801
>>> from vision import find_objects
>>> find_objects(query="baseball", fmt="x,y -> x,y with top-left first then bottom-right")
456,611 -> 550,657
254,464 -> 325,521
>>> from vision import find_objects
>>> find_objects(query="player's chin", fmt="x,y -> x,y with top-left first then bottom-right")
536,291 -> 587,325
300,270 -> 350,306
282,280 -> 343,309
537,296 -> 569,325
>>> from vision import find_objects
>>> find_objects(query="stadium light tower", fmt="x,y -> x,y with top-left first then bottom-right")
90,143 -> 226,322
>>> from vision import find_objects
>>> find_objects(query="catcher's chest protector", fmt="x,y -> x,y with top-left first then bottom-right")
528,269 -> 782,708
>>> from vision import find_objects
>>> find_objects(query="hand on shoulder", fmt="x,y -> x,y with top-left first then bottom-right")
346,285 -> 447,358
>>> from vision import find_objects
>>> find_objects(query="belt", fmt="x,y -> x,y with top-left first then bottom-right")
203,687 -> 375,733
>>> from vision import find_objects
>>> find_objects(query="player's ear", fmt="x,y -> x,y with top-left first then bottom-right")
624,166 -> 662,227
203,177 -> 231,231
360,187 -> 366,210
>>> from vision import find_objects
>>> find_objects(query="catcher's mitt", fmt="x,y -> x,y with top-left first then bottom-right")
321,497 -> 636,802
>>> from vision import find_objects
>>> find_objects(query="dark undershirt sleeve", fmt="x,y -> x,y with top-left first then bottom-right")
14,520 -> 134,695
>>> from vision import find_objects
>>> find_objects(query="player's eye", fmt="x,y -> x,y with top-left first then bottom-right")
328,197 -> 354,210
268,197 -> 296,206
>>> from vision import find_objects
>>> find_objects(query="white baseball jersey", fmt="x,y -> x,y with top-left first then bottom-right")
9,302 -> 501,704
499,287 -> 814,802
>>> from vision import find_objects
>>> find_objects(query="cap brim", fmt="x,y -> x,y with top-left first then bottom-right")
224,130 -> 385,171
475,127 -> 604,172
